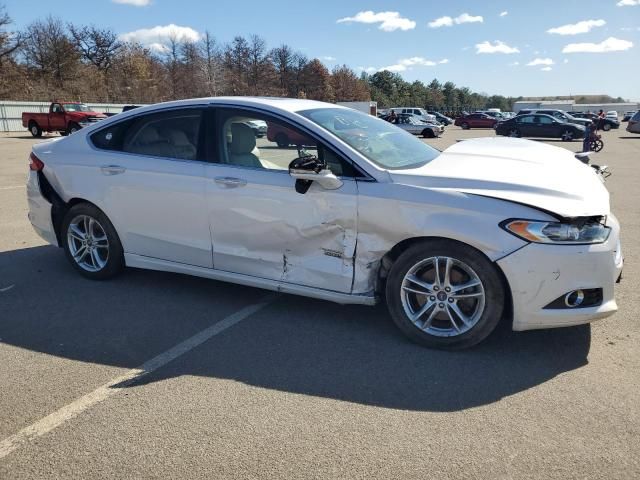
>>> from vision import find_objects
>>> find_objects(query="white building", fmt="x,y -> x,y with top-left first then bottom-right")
513,100 -> 638,115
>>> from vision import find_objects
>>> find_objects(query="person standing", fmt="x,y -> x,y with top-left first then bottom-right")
597,109 -> 606,131
583,119 -> 595,152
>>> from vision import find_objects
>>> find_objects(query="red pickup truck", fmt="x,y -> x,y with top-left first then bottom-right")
22,102 -> 107,137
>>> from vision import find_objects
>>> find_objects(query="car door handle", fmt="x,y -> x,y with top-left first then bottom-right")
214,176 -> 247,188
100,165 -> 126,176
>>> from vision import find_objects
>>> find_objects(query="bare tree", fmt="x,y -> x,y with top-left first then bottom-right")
68,25 -> 121,73
199,31 -> 222,96
22,16 -> 79,89
0,4 -> 22,65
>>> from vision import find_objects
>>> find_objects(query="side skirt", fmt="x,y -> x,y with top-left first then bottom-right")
124,253 -> 378,306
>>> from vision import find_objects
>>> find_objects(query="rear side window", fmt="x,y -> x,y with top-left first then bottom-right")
632,112 -> 640,121
90,108 -> 204,161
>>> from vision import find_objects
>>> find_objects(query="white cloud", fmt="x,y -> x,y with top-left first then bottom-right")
357,66 -> 377,74
475,40 -> 520,54
428,16 -> 453,28
455,13 -> 483,24
438,58 -> 449,64
547,19 -> 606,35
322,56 -> 336,61
112,0 -> 151,5
428,13 -> 483,27
564,58 -> 569,63
527,58 -> 554,66
119,24 -> 202,48
541,66 -> 553,71
337,11 -> 415,31
380,56 -> 443,72
500,11 -> 509,17
617,0 -> 640,6
147,42 -> 169,53
509,61 -> 520,66
562,36 -> 634,53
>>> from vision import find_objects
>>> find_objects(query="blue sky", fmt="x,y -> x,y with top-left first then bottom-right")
5,0 -> 640,99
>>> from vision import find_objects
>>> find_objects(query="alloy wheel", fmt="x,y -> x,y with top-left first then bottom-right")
400,256 -> 485,337
66,214 -> 110,272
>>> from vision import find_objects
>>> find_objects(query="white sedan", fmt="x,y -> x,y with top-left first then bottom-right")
26,97 -> 623,349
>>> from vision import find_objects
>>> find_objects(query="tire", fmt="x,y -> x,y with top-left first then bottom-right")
422,128 -> 435,138
275,133 -> 289,148
67,123 -> 80,135
61,203 -> 125,280
602,123 -> 611,132
561,130 -> 574,142
59,131 -> 68,136
508,128 -> 520,138
385,239 -> 505,350
460,122 -> 470,130
590,139 -> 604,152
29,122 -> 42,138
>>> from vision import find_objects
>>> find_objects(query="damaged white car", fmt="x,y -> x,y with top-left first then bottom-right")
26,98 -> 623,349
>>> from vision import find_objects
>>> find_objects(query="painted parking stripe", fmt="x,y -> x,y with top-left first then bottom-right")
0,297 -> 275,460
0,186 -> 25,191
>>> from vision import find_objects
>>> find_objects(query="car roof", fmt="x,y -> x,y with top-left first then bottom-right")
117,96 -> 349,115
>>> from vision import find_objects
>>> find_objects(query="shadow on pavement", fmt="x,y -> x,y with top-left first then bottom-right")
0,245 -> 591,412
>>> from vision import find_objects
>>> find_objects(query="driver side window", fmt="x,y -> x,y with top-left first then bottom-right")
216,109 -> 356,177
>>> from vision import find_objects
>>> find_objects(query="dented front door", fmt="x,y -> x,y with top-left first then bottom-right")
205,165 -> 358,293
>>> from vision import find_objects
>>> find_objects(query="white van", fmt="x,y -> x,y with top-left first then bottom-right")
390,107 -> 436,123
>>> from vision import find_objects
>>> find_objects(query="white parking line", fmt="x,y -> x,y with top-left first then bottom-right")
0,297 -> 275,460
0,186 -> 25,191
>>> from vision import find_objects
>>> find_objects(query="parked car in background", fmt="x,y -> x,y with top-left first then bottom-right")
390,107 -> 436,123
22,102 -> 107,137
388,114 -> 441,138
622,111 -> 636,122
122,105 -> 141,113
606,111 -> 618,120
454,113 -> 498,129
427,111 -> 453,125
572,112 -> 619,131
25,97 -> 622,349
243,119 -> 268,137
627,111 -> 640,134
496,114 -> 585,141
517,109 -> 591,128
267,122 -> 309,147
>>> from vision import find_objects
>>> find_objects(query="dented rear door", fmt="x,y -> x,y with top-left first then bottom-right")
205,165 -> 358,293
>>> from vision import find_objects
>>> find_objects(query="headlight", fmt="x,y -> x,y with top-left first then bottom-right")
502,219 -> 610,244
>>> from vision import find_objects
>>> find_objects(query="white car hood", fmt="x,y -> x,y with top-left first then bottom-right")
390,137 -> 609,217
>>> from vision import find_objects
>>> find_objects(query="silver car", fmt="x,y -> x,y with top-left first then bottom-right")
392,115 -> 441,138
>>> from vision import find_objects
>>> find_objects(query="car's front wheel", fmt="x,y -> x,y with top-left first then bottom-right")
62,203 -> 124,280
602,123 -> 611,131
561,129 -> 574,141
508,128 -> 520,137
385,240 -> 505,349
460,122 -> 470,130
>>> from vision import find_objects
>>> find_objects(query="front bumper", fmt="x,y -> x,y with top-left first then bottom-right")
26,170 -> 58,246
497,215 -> 622,331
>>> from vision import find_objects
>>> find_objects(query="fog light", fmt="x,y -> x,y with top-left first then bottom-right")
564,290 -> 585,308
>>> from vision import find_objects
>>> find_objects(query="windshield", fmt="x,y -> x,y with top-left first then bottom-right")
64,103 -> 91,112
298,107 -> 440,170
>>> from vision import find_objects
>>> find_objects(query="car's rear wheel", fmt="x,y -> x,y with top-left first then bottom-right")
67,123 -> 80,135
29,122 -> 42,138
62,203 -> 124,280
561,129 -> 574,141
275,133 -> 289,148
602,123 -> 611,131
508,128 -> 520,137
385,240 -> 505,349
460,122 -> 470,130
422,128 -> 435,138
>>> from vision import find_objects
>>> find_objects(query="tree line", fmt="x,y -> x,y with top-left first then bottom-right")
0,4 -> 523,112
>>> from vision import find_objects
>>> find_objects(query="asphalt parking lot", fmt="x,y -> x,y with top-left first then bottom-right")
1,127 -> 639,479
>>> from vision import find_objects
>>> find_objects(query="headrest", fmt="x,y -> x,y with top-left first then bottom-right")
137,126 -> 161,144
168,130 -> 191,146
230,123 -> 257,154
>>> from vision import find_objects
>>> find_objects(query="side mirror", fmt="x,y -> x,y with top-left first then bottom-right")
288,155 -> 343,194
